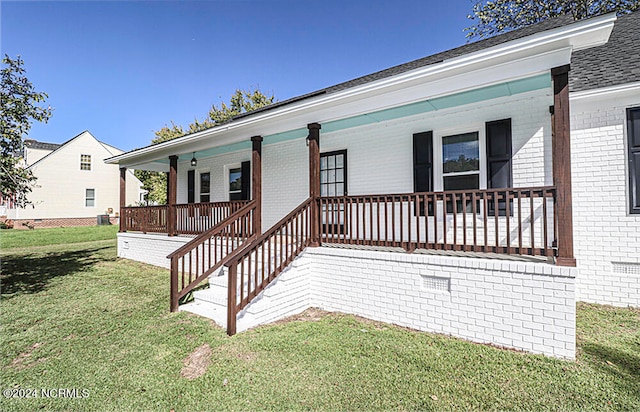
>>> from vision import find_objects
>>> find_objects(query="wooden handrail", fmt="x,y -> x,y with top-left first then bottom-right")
121,200 -> 250,235
168,200 -> 257,312
168,201 -> 256,259
225,197 -> 314,335
317,186 -> 557,258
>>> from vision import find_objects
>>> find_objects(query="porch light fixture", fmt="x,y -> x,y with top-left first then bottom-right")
190,152 -> 197,167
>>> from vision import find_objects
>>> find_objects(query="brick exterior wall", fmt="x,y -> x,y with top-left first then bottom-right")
234,247 -> 576,359
118,233 -> 576,358
306,248 -> 575,359
10,216 -> 115,230
570,90 -> 640,307
117,232 -> 191,268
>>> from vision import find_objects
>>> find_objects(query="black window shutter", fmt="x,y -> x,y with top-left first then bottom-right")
240,161 -> 251,201
486,119 -> 513,188
486,119 -> 513,216
413,131 -> 433,216
628,108 -> 640,214
187,170 -> 195,204
413,131 -> 433,192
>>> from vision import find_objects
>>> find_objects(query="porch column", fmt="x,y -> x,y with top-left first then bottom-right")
251,135 -> 263,235
119,167 -> 126,232
168,155 -> 178,236
551,65 -> 576,267
308,122 -> 321,246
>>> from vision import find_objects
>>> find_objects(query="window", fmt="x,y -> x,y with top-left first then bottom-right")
228,161 -> 251,201
442,132 -> 480,191
85,189 -> 95,207
200,172 -> 210,203
80,154 -> 91,170
320,150 -> 347,234
320,150 -> 347,196
628,107 -> 640,214
413,120 -> 513,216
229,168 -> 242,200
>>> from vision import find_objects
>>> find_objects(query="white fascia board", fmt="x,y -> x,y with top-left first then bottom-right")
106,13 -> 615,168
308,47 -> 572,123
570,82 -> 640,113
570,81 -> 640,101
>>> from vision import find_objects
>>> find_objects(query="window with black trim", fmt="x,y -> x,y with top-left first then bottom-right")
80,154 -> 91,170
320,150 -> 347,234
200,172 -> 210,203
628,107 -> 640,214
320,150 -> 347,197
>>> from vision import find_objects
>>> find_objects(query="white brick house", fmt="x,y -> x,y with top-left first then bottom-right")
106,12 -> 639,359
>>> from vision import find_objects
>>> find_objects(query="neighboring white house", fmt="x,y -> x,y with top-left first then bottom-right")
106,12 -> 639,359
4,130 -> 144,228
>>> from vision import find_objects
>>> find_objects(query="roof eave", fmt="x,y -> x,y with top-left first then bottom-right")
106,13 -> 616,168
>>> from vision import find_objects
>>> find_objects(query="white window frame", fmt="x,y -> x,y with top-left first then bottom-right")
80,154 -> 92,171
433,124 -> 487,192
85,188 -> 96,208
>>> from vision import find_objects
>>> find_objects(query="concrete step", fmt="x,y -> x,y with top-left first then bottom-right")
180,300 -> 257,333
192,288 -> 227,307
187,251 -> 308,328
179,300 -> 227,328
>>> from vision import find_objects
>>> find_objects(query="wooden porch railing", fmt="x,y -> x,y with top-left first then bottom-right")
120,205 -> 169,233
318,187 -> 557,257
225,197 -> 313,335
120,200 -> 250,235
175,201 -> 250,235
167,200 -> 256,312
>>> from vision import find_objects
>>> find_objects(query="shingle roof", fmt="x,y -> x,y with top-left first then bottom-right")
235,11 -> 638,121
570,11 -> 640,92
24,139 -> 62,151
234,14 -> 575,121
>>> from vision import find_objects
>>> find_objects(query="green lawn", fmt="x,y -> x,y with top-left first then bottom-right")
0,225 -> 118,249
1,227 -> 638,411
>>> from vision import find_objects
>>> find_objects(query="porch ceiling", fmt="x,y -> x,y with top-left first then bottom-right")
131,72 -> 552,171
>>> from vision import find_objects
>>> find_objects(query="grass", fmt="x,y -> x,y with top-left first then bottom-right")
1,228 -> 639,411
0,225 -> 118,249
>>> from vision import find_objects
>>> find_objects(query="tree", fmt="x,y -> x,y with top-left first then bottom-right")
135,88 -> 275,203
465,0 -> 640,39
1,55 -> 52,208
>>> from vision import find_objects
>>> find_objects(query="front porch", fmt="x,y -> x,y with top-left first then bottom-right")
111,62 -> 578,358
120,186 -> 559,259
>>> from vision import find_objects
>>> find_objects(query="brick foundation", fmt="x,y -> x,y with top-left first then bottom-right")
11,217 -> 116,230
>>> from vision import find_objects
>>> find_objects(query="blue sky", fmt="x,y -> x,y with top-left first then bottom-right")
2,0 -> 475,152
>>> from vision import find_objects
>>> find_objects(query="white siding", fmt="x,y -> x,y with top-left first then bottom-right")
12,131 -> 143,219
25,147 -> 54,165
